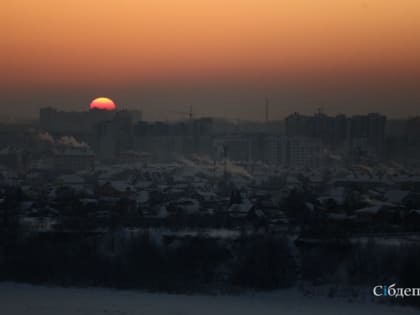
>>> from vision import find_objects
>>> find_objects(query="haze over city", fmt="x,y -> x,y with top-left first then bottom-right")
3,1 -> 420,314
2,0 -> 420,120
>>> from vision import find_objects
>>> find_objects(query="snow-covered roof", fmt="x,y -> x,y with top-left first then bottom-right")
58,174 -> 85,184
137,191 -> 150,204
108,180 -> 134,193
195,190 -> 217,201
408,209 -> 420,216
170,198 -> 200,213
229,199 -> 253,213
305,202 -> 315,211
80,198 -> 98,205
134,181 -> 153,189
320,187 -> 345,204
355,205 -> 382,215
327,213 -> 354,221
384,190 -> 409,203
362,197 -> 395,208
54,147 -> 94,156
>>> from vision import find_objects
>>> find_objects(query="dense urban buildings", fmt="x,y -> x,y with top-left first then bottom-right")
1,106 -> 420,310
28,106 -> 420,169
2,105 -> 419,174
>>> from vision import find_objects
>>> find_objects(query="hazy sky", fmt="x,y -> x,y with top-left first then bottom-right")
1,0 -> 420,120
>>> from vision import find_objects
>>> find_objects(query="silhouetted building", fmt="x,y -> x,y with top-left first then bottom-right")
285,112 -> 345,148
286,137 -> 323,168
94,111 -> 134,161
133,118 -> 214,161
53,146 -> 95,173
286,111 -> 386,159
213,134 -> 289,165
406,117 -> 420,144
40,107 -> 142,160
40,107 -> 115,135
0,147 -> 27,171
349,113 -> 386,159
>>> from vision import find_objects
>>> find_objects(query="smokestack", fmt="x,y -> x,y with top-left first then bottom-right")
265,97 -> 269,123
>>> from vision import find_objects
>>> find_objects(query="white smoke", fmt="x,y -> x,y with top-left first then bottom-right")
57,136 -> 89,148
177,157 -> 199,168
225,160 -> 252,179
176,156 -> 252,179
355,164 -> 373,177
37,132 -> 90,149
38,132 -> 55,144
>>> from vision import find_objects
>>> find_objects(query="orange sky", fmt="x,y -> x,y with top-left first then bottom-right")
1,0 -> 420,119
2,0 -> 420,86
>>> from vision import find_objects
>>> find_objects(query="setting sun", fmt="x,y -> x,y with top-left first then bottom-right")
89,97 -> 116,111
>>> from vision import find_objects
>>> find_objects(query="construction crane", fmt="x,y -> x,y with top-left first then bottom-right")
171,105 -> 193,120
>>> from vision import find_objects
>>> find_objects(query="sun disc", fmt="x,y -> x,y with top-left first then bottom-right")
90,97 -> 116,111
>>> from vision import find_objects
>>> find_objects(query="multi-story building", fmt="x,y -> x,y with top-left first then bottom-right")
213,134 -> 288,165
133,118 -> 214,161
285,111 -> 344,148
349,113 -> 386,159
40,106 -> 142,161
286,111 -> 386,160
39,107 -> 142,137
286,137 -> 323,168
40,107 -> 115,135
53,146 -> 95,173
94,111 -> 135,161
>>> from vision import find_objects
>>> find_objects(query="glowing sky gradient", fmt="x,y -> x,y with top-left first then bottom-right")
90,97 -> 116,111
1,0 -> 420,119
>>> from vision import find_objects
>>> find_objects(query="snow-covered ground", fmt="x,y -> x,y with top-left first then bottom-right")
0,283 -> 417,315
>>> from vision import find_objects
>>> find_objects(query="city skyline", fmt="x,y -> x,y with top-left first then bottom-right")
2,1 -> 420,120
2,2 -> 420,313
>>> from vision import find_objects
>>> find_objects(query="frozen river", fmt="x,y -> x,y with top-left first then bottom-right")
0,283 -> 417,315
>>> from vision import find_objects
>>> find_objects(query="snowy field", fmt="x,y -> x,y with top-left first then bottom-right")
0,283 -> 417,315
